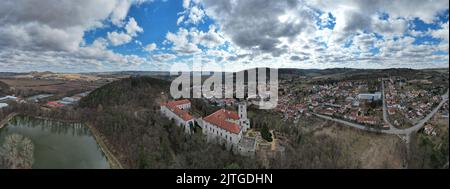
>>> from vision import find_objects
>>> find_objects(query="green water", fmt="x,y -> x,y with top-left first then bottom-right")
0,116 -> 110,169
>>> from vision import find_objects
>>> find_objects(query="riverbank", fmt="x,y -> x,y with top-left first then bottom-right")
86,123 -> 124,169
0,113 -> 18,129
0,113 -> 124,169
29,115 -> 80,124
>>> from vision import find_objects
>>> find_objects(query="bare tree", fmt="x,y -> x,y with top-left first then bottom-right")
0,134 -> 34,169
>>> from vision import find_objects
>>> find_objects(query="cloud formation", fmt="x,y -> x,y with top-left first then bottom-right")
0,0 -> 448,72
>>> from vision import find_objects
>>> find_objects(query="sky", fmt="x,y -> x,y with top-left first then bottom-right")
0,0 -> 448,73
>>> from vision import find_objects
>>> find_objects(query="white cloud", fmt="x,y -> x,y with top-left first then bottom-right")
371,17 -> 408,38
192,26 -> 226,49
183,0 -> 191,9
107,17 -> 144,46
144,43 -> 158,51
1,0 -> 448,72
125,17 -> 144,36
0,0 -> 148,52
177,16 -> 185,25
165,28 -> 201,54
187,6 -> 205,24
0,0 -> 161,72
151,53 -> 176,62
430,21 -> 449,43
107,31 -> 133,46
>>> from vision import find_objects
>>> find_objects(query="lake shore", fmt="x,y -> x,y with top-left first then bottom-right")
86,123 -> 124,169
0,113 -> 18,129
0,113 -> 124,169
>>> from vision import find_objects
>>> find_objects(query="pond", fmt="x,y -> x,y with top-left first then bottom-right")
0,116 -> 110,169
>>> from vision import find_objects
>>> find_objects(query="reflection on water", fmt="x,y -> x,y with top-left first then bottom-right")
0,116 -> 110,169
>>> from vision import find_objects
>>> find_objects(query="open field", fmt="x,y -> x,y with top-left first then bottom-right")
313,121 -> 406,168
0,79 -> 64,87
0,78 -> 109,95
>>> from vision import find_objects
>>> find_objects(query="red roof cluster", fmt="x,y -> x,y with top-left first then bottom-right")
203,109 -> 241,134
47,101 -> 64,107
356,116 -> 376,124
161,99 -> 193,121
161,99 -> 191,107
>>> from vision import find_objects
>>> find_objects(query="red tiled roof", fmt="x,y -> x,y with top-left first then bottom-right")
167,99 -> 190,107
47,101 -> 64,107
388,107 -> 396,113
356,116 -> 376,123
161,99 -> 193,121
168,105 -> 193,121
203,109 -> 241,134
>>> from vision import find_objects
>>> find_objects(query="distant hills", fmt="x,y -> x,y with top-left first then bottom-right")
1,67 -> 448,79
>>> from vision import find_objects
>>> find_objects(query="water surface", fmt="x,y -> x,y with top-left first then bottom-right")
0,116 -> 110,169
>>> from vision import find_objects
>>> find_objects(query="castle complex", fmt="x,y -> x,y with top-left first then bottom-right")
160,99 -> 255,154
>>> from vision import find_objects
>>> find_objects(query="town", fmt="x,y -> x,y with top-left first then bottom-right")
275,70 -> 449,135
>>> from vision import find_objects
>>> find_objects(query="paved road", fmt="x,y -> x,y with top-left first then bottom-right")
314,89 -> 449,136
381,80 -> 396,130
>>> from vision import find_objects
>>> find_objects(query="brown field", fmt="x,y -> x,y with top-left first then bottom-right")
0,78 -> 106,94
314,121 -> 406,168
0,79 -> 64,87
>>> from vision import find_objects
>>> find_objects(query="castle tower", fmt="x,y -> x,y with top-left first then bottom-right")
238,102 -> 250,132
238,102 -> 247,119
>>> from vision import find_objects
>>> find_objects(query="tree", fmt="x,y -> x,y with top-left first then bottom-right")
0,134 -> 34,169
224,162 -> 240,169
261,124 -> 273,142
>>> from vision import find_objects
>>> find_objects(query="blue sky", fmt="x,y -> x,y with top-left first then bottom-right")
0,0 -> 448,72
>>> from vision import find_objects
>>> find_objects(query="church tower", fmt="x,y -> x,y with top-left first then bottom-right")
238,102 -> 247,119
238,102 -> 250,132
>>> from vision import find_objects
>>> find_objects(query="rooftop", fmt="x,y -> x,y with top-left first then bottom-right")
203,109 -> 241,134
161,99 -> 191,107
161,99 -> 193,121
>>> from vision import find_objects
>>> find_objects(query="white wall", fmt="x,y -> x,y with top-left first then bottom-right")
160,106 -> 193,133
202,121 -> 242,146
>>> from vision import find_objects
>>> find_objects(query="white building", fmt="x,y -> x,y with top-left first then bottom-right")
358,92 -> 382,101
0,95 -> 17,102
202,102 -> 250,148
160,99 -> 195,133
0,103 -> 8,109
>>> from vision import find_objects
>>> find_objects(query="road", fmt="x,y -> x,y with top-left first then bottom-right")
314,89 -> 449,136
381,79 -> 396,130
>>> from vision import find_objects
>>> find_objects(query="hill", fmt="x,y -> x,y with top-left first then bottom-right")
80,76 -> 170,109
79,76 -> 259,169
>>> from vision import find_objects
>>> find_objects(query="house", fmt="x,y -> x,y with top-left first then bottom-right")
201,102 -> 250,148
26,94 -> 54,102
352,100 -> 360,107
60,97 -> 79,105
0,103 -> 8,109
47,101 -> 64,107
424,125 -> 437,136
356,116 -> 377,125
388,107 -> 396,115
345,96 -> 355,102
160,99 -> 195,133
0,95 -> 17,102
321,108 -> 335,116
